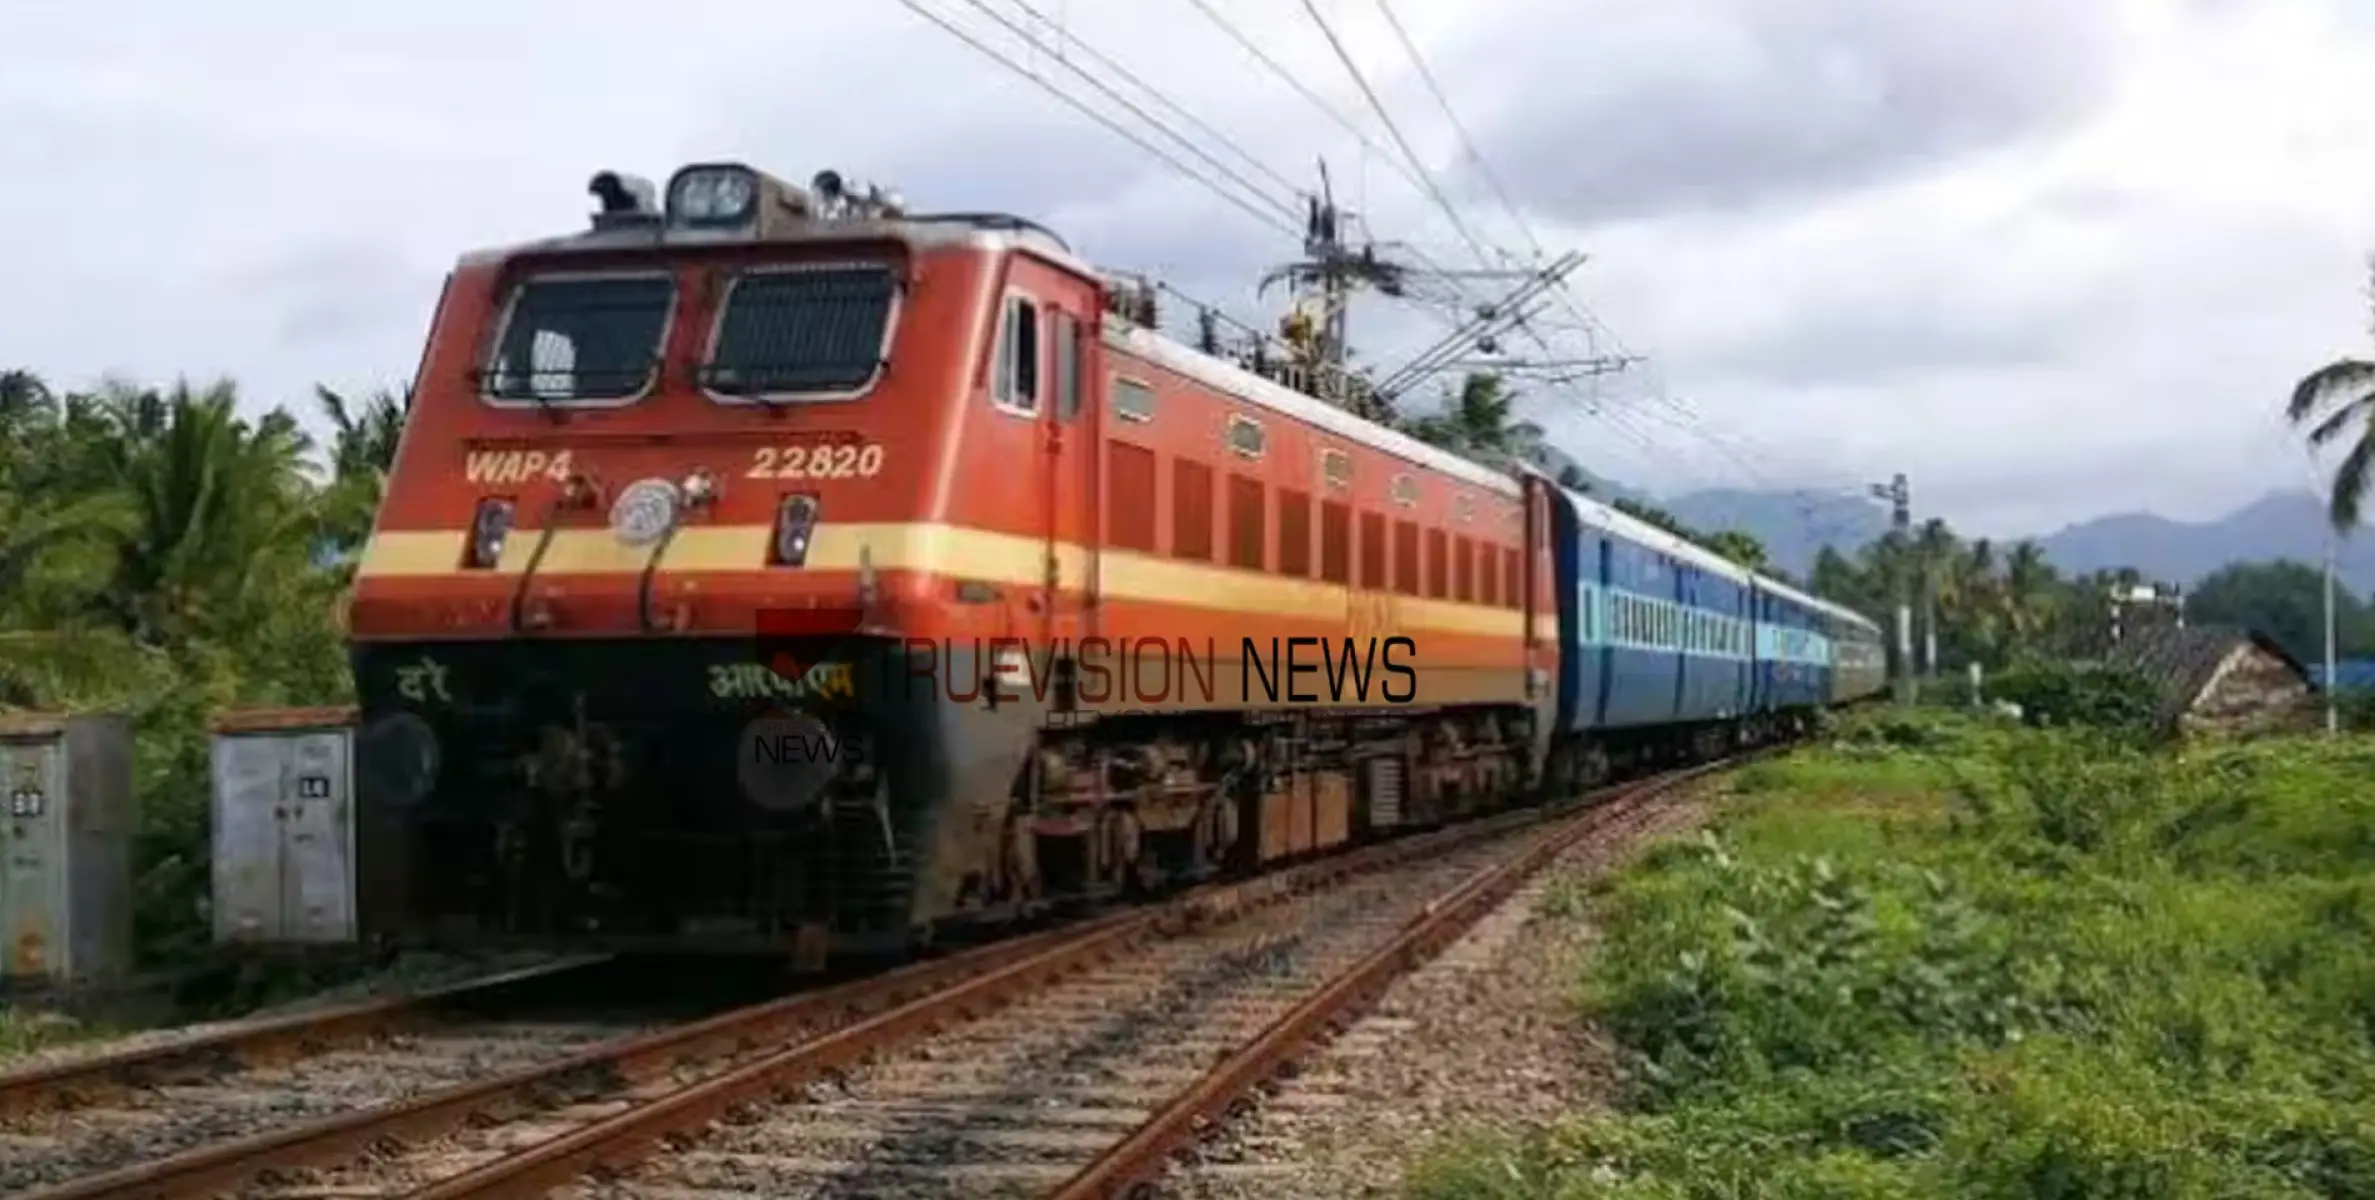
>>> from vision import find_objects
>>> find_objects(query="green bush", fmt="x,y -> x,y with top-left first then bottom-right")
1410,728 -> 2375,1198
1988,660 -> 2161,738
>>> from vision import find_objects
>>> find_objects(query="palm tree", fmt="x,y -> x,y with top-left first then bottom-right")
89,380 -> 317,645
1998,540 -> 2056,655
1405,372 -> 1543,468
2285,255 -> 2375,530
314,384 -> 410,557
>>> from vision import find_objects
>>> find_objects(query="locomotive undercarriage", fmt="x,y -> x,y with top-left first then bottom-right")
349,637 -> 1545,964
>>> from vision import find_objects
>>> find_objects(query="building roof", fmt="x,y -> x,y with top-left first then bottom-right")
2103,623 -> 2309,728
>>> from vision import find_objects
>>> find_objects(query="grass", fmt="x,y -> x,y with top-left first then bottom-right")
1409,710 -> 2375,1199
0,1007 -> 110,1065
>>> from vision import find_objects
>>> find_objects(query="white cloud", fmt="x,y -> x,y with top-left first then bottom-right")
1,0 -> 2371,544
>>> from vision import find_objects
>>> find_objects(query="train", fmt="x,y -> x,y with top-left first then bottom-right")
340,161 -> 1887,966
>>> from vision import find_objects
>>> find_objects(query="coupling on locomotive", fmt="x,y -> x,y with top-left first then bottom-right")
344,160 -> 1887,964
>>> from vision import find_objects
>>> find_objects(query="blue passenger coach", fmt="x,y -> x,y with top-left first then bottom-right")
1549,486 -> 1753,741
1748,574 -> 1835,714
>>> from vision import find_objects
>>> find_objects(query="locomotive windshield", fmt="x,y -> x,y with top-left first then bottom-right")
699,264 -> 898,399
482,273 -> 675,403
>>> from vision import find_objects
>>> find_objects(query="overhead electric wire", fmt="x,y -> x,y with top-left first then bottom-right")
1178,0 -> 1436,203
896,0 -> 1301,241
947,0 -> 1303,227
1369,0 -> 1534,266
991,0 -> 1307,203
1293,0 -> 1497,276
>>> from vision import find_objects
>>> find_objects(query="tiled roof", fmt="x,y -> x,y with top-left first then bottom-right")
2104,623 -> 2308,727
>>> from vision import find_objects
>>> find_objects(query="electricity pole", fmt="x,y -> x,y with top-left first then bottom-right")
1871,474 -> 1914,705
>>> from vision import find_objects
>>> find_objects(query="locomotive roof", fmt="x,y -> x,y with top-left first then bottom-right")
458,210 -> 1088,273
1116,325 -> 1522,498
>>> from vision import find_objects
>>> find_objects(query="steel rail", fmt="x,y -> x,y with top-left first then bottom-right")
0,954 -> 610,1124
1046,758 -> 1739,1199
397,806 -> 1556,1200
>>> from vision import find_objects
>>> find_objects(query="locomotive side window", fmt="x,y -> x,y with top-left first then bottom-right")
1112,375 -> 1156,422
483,273 -> 674,405
994,294 -> 1041,413
1227,414 -> 1265,458
1320,449 -> 1351,490
1053,311 -> 1081,421
702,264 -> 898,400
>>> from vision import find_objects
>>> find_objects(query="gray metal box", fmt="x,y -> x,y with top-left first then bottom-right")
209,707 -> 360,947
0,712 -> 136,983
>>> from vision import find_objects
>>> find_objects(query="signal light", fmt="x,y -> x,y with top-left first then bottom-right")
467,497 -> 515,569
772,494 -> 819,567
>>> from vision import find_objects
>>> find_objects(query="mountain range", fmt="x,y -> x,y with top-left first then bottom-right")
1652,484 -> 2375,595
1526,443 -> 2373,594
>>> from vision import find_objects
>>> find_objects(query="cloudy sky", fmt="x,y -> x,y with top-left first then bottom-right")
5,0 -> 2374,540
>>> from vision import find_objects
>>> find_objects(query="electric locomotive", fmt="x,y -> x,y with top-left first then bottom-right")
347,162 -> 1557,964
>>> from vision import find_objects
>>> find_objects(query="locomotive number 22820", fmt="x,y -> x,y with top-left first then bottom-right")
747,442 -> 885,480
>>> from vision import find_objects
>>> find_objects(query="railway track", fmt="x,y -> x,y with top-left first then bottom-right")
4,760 -> 1725,1200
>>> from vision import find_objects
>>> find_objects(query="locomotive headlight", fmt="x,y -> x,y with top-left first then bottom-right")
609,477 -> 682,547
666,164 -> 759,227
467,497 -> 515,569
771,494 -> 819,567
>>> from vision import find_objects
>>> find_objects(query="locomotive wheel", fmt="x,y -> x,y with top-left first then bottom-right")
1196,794 -> 1241,871
998,811 -> 1041,904
1100,808 -> 1146,891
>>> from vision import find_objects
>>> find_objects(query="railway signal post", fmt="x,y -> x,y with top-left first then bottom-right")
1871,473 -> 1914,705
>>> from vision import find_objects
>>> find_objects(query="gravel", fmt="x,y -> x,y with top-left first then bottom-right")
1157,788 -> 1718,1200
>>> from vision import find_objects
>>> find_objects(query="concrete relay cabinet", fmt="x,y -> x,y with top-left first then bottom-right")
209,707 -> 361,947
0,712 -> 136,984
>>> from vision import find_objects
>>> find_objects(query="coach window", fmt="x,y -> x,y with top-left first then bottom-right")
1112,375 -> 1156,422
993,294 -> 1040,414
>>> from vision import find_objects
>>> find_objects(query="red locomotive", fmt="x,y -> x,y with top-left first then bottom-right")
347,162 -> 1556,963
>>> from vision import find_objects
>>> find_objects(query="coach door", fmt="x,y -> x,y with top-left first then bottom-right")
1042,305 -> 1095,649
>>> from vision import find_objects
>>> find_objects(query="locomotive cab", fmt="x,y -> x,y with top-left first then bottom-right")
347,162 -> 1098,960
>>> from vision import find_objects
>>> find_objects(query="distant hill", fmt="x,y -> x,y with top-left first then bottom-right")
1642,483 -> 2375,594
2033,490 -> 2375,594
1533,446 -> 2371,592
1661,488 -> 1889,579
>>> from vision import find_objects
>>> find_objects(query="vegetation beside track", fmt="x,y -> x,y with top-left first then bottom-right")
1410,706 -> 2375,1199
